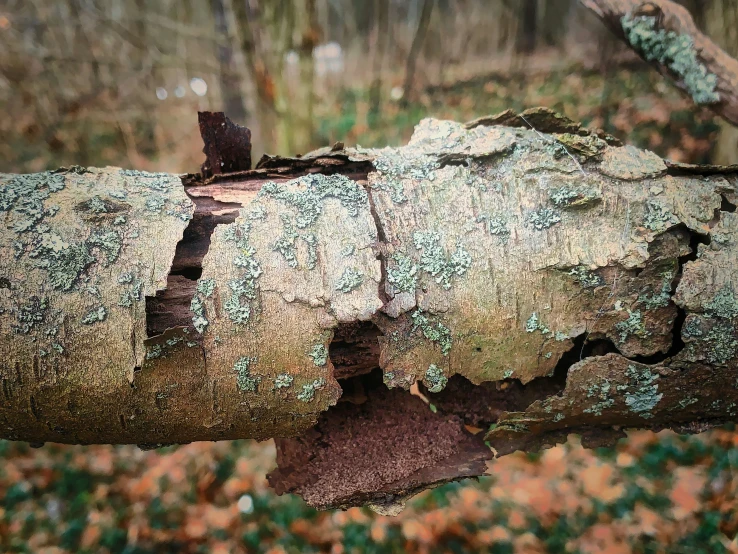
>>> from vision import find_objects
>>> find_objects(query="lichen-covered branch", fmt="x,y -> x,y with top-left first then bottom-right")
2,108 -> 738,511
581,0 -> 738,125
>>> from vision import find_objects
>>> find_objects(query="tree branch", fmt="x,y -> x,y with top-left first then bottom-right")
2,109 -> 738,511
580,0 -> 738,126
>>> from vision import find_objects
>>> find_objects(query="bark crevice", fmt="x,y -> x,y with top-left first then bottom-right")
145,190 -> 241,337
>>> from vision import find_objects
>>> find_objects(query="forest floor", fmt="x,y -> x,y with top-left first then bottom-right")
2,430 -> 738,553
2,65 -> 738,553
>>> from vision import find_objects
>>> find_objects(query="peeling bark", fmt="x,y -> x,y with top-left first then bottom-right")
3,109 -> 738,511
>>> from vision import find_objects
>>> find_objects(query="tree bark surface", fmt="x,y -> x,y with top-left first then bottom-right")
2,108 -> 738,511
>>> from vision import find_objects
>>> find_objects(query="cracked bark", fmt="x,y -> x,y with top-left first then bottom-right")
2,109 -> 738,511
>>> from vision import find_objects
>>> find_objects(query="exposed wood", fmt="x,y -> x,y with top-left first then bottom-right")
580,0 -> 738,125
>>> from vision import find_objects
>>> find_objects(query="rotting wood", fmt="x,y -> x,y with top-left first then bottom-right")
581,0 -> 738,126
199,111 -> 253,178
2,109 -> 738,511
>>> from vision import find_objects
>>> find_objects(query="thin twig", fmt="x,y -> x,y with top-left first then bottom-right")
519,114 -> 586,175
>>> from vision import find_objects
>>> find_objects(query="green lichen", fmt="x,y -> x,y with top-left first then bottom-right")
461,162 -> 499,193
615,310 -> 649,343
196,278 -> 216,298
678,397 -> 698,409
225,273 -> 260,325
223,220 -> 252,250
32,240 -> 95,292
335,268 -> 363,293
165,336 -> 184,348
190,295 -> 209,334
411,310 -> 452,356
526,319 -> 567,342
309,344 -> 329,366
525,312 -> 550,335
118,273 -> 143,308
549,187 -> 580,207
83,195 -> 111,214
683,316 -> 703,338
169,201 -> 194,223
146,344 -> 163,360
584,380 -> 614,416
297,378 -> 326,402
568,266 -> 603,289
145,195 -> 166,214
705,286 -> 738,319
223,221 -> 263,325
372,152 -> 440,204
81,306 -> 107,325
260,173 -> 368,228
712,232 -> 731,246
527,207 -> 561,231
0,172 -> 65,234
12,296 -> 48,334
704,318 -> 738,364
375,178 -> 407,204
638,273 -> 674,309
233,356 -> 260,392
497,421 -> 530,434
412,231 -> 472,290
9,179 -> 135,289
643,199 -> 676,232
303,233 -> 318,269
87,230 -> 122,265
247,204 -> 267,220
273,213 -> 318,270
621,14 -> 720,105
274,373 -> 294,389
424,364 -> 448,393
476,214 -> 510,243
387,254 -> 418,293
622,364 -> 663,418
549,186 -> 601,209
545,140 -> 569,160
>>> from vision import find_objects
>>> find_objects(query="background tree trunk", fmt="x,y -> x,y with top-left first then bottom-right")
2,109 -> 738,511
401,0 -> 435,105
516,0 -> 539,53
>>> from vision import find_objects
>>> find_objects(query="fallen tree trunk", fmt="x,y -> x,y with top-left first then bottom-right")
2,109 -> 738,512
581,0 -> 738,125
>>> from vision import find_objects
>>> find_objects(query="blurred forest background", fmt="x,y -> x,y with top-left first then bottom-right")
3,0 -> 738,552
3,0 -> 738,173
